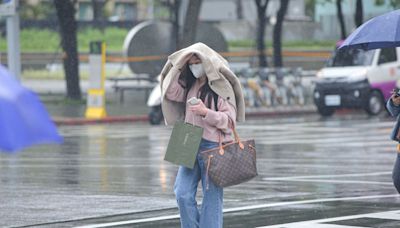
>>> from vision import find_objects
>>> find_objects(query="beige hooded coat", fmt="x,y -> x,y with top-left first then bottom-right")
160,42 -> 245,125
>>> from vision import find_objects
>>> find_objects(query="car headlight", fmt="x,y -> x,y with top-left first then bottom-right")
314,91 -> 320,99
316,70 -> 323,78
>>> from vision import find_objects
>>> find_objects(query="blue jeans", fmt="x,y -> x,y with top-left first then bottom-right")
174,139 -> 223,228
393,153 -> 400,193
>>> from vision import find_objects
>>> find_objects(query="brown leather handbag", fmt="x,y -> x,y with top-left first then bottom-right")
200,127 -> 257,188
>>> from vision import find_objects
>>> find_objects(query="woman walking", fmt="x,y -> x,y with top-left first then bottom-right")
387,90 -> 400,193
160,43 -> 245,227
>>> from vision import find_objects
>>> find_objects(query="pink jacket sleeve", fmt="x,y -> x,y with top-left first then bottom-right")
202,96 -> 236,133
165,78 -> 186,102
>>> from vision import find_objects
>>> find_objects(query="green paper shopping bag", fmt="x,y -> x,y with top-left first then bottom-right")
164,121 -> 204,169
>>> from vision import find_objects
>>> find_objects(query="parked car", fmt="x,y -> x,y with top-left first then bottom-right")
313,47 -> 400,116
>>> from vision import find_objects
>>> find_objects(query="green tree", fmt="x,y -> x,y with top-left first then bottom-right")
91,0 -> 109,31
354,0 -> 363,27
159,0 -> 202,50
273,0 -> 289,67
160,0 -> 181,50
254,0 -> 270,67
54,0 -> 81,100
304,0 -> 316,19
19,1 -> 53,20
179,0 -> 203,48
336,0 -> 346,39
236,0 -> 243,19
375,0 -> 400,8
389,0 -> 400,8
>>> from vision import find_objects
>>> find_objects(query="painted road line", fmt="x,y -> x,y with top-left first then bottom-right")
256,210 -> 400,228
262,224 -> 367,228
75,215 -> 181,228
260,224 -> 367,228
272,179 -> 393,186
75,194 -> 400,228
368,210 -> 400,220
222,194 -> 400,213
262,171 -> 391,181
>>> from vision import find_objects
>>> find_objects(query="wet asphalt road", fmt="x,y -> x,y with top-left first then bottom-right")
1,113 -> 400,227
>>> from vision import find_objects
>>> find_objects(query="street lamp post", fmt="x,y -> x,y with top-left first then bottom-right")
0,0 -> 20,79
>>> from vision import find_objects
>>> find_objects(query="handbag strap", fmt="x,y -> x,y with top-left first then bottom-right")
217,121 -> 244,155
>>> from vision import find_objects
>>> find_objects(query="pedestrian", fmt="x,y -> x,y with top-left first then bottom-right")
386,89 -> 400,193
160,43 -> 245,228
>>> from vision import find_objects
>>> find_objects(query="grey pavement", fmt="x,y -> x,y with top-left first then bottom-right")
1,114 -> 400,227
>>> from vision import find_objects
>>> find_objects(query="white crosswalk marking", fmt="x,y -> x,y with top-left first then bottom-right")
257,210 -> 400,228
52,118 -> 400,227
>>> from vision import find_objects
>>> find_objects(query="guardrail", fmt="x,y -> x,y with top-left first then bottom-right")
0,50 -> 331,64
8,51 -> 320,107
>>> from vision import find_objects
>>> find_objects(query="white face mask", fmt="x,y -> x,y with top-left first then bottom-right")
189,63 -> 205,78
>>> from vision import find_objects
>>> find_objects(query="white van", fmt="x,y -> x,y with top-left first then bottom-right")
313,47 -> 400,116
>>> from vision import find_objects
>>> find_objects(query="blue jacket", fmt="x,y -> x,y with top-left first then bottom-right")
387,99 -> 400,141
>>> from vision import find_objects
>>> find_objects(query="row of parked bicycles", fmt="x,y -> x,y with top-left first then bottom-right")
234,67 -> 308,107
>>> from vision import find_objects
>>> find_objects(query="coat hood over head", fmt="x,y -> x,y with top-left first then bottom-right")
160,42 -> 245,124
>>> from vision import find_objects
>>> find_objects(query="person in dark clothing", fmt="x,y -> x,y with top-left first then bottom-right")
386,89 -> 400,193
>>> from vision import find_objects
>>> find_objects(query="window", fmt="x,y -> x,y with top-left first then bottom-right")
378,48 -> 397,65
327,49 -> 375,67
77,2 -> 92,21
114,2 -> 137,21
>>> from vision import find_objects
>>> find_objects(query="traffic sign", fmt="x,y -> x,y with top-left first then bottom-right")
0,0 -> 16,17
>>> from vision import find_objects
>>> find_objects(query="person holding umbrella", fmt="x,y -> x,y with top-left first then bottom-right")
386,90 -> 400,193
339,9 -> 400,193
0,64 -> 62,152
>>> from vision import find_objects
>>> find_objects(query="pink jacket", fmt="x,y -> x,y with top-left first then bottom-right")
165,78 -> 236,143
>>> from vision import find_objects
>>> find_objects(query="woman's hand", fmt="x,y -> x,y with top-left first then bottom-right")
188,100 -> 208,117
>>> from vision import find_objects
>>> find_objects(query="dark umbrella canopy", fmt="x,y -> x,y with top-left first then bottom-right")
0,64 -> 62,152
339,9 -> 400,50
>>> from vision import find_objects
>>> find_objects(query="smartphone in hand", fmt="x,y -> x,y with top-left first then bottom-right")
187,97 -> 200,105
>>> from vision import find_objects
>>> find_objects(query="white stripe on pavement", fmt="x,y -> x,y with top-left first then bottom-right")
256,210 -> 400,228
271,179 -> 393,186
75,194 -> 400,228
222,194 -> 400,213
262,171 -> 391,181
75,214 -> 181,228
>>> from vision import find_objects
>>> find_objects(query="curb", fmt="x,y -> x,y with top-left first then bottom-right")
53,106 -> 317,126
53,115 -> 149,125
245,106 -> 317,118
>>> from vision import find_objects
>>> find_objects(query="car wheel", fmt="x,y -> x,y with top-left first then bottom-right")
365,90 -> 384,115
316,105 -> 335,116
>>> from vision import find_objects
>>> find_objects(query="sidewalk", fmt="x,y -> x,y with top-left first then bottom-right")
52,105 -> 317,125
21,79 -> 317,125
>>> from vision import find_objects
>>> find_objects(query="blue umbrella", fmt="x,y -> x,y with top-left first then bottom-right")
339,9 -> 400,50
0,64 -> 62,152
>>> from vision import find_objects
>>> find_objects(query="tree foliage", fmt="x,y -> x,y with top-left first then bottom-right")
375,0 -> 400,8
19,1 -> 54,20
158,0 -> 202,50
